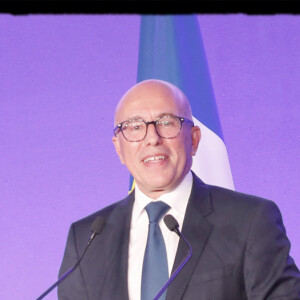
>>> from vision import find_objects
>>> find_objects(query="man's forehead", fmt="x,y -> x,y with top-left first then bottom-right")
116,97 -> 181,121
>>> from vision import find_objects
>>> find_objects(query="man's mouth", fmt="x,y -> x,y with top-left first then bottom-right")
143,155 -> 168,164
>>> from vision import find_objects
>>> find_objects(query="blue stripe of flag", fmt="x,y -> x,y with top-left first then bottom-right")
137,15 -> 223,141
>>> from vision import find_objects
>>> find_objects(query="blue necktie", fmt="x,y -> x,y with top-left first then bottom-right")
141,201 -> 170,300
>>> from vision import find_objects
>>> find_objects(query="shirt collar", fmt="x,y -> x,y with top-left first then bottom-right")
132,171 -> 193,225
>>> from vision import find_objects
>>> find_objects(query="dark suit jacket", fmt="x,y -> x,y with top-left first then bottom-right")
58,173 -> 300,299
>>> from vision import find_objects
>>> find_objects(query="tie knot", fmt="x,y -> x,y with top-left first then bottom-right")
145,201 -> 170,224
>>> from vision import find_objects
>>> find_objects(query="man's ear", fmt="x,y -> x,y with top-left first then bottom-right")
112,136 -> 125,164
191,125 -> 201,156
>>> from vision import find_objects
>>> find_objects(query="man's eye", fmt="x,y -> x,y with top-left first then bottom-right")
130,122 -> 143,130
158,120 -> 173,126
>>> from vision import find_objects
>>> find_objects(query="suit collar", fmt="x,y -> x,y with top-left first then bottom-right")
188,171 -> 213,217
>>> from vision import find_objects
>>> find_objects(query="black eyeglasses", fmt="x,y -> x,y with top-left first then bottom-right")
113,115 -> 194,142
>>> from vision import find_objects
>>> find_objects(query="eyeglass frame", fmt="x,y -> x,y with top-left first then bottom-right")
113,114 -> 194,142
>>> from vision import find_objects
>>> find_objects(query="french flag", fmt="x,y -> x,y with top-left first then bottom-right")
130,14 -> 234,191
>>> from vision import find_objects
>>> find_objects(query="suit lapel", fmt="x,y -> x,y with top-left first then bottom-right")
85,192 -> 134,300
166,174 -> 214,300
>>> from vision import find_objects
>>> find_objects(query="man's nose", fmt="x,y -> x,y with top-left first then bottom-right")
144,123 -> 162,145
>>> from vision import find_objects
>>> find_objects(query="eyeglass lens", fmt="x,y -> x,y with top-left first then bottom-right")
122,116 -> 182,141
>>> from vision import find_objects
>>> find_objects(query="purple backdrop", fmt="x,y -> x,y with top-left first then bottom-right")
0,14 -> 299,300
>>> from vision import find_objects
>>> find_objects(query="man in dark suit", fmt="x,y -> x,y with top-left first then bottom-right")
58,79 -> 300,299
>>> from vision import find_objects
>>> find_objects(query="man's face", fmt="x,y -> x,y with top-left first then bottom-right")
112,81 -> 200,199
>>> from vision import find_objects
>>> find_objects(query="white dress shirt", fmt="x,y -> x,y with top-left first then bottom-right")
128,171 -> 193,300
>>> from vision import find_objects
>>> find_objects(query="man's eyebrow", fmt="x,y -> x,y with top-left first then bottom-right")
123,113 -> 175,122
119,115 -> 144,122
127,115 -> 143,120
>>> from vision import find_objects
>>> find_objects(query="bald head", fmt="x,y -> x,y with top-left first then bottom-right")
114,79 -> 193,125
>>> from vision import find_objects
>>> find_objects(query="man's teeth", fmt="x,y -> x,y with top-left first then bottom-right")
144,156 -> 167,163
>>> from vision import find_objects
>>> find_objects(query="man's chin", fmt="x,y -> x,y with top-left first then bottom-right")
144,180 -> 175,194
